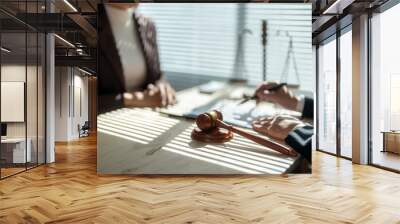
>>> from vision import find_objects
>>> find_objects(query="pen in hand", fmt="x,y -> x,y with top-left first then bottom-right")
238,83 -> 287,105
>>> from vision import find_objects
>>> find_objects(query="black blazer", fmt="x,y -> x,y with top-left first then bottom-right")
285,97 -> 314,163
285,125 -> 313,163
97,5 -> 163,112
301,97 -> 313,120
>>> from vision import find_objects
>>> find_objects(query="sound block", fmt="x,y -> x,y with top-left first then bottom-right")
191,127 -> 233,143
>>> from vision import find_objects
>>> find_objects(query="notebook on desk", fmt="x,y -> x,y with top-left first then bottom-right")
183,98 -> 300,129
160,84 -> 301,129
159,82 -> 229,117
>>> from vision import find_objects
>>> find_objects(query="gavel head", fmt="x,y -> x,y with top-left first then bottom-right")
196,110 -> 223,131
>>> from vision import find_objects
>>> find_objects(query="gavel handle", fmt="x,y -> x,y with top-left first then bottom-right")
216,120 -> 297,157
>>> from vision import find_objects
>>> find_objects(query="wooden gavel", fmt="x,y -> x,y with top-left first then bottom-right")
195,110 -> 298,157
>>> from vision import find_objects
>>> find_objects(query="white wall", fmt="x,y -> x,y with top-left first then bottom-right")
71,73 -> 89,138
1,82 -> 25,122
55,66 -> 69,141
1,66 -> 26,133
1,65 -> 39,137
1,65 -> 27,142
54,67 -> 89,141
1,64 -> 46,164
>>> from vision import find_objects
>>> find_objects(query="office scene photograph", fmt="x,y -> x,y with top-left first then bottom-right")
97,2 -> 313,175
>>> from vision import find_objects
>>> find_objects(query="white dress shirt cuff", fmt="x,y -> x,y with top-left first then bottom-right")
296,95 -> 305,113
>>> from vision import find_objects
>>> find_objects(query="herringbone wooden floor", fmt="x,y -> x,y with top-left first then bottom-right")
1,135 -> 400,224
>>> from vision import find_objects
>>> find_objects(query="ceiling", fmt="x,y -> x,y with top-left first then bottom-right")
311,0 -> 391,43
0,0 -> 102,71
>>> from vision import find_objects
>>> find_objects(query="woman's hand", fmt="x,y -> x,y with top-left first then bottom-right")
147,81 -> 176,107
252,115 -> 304,140
254,81 -> 299,111
123,80 -> 176,107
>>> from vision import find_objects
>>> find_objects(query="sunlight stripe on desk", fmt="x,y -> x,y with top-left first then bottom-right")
173,135 -> 289,168
177,128 -> 295,165
98,129 -> 149,145
100,112 -> 178,130
98,121 -> 160,140
164,143 -> 280,174
170,139 -> 286,173
163,146 -> 262,174
98,108 -> 180,145
161,125 -> 295,174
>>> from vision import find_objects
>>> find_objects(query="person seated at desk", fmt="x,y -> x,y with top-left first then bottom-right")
98,2 -> 176,113
251,82 -> 313,163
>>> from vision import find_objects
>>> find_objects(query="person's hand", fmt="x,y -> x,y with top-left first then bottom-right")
252,115 -> 304,140
146,80 -> 176,107
254,81 -> 299,111
123,80 -> 176,108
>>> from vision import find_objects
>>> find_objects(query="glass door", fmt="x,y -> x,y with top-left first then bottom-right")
370,4 -> 400,172
317,26 -> 353,160
0,0 -> 46,179
317,36 -> 337,155
339,28 -> 352,159
1,31 -> 28,178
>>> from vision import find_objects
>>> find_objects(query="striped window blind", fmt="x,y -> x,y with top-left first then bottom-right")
242,4 -> 313,90
138,3 -> 312,91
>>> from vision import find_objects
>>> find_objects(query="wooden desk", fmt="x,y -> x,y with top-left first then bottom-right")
97,108 -> 301,175
1,138 -> 32,164
382,131 -> 400,154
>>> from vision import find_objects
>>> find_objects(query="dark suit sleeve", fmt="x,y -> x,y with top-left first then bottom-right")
136,15 -> 163,86
301,97 -> 314,119
285,125 -> 313,163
